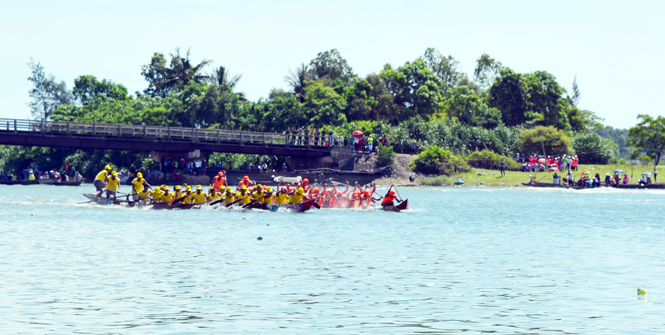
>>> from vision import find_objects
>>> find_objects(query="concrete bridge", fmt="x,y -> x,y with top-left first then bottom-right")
0,118 -> 332,158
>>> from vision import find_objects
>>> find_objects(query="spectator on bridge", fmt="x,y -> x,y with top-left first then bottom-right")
282,163 -> 288,172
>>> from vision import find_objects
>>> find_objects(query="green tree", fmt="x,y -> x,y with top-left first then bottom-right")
285,63 -> 312,103
365,74 -> 401,124
342,77 -> 378,121
487,68 -> 529,126
627,114 -> 665,165
524,71 -> 570,130
303,81 -> 347,127
308,49 -> 355,83
444,86 -> 502,128
571,132 -> 615,164
27,58 -> 73,120
519,126 -> 573,156
73,75 -> 129,105
141,48 -> 211,97
474,53 -> 503,88
380,60 -> 444,121
408,145 -> 470,175
420,47 -> 461,98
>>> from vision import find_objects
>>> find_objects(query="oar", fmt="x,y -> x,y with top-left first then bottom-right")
168,195 -> 188,206
242,197 -> 265,209
227,197 -> 245,207
209,197 -> 227,206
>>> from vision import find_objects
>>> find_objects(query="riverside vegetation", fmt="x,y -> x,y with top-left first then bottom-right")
1,48 -> 663,181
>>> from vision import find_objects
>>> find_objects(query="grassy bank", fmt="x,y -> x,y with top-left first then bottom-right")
418,164 -> 663,187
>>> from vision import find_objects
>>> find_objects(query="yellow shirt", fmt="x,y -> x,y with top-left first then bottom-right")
252,190 -> 265,203
138,190 -> 151,200
208,192 -> 220,201
236,190 -> 251,205
106,176 -> 120,191
152,188 -> 163,201
223,192 -> 235,205
95,170 -> 108,182
191,192 -> 207,204
288,189 -> 304,204
160,191 -> 174,203
183,192 -> 194,204
132,178 -> 145,194
274,192 -> 288,205
264,192 -> 275,205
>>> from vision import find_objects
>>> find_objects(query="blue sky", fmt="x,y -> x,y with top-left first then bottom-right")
1,0 -> 663,128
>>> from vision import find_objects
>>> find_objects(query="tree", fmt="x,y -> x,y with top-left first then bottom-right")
566,75 -> 581,107
209,66 -> 241,91
308,49 -> 355,83
380,60 -> 443,121
627,114 -> 665,165
524,71 -> 570,130
342,77 -> 378,122
27,59 -> 73,120
572,133 -> 615,164
420,48 -> 461,98
444,86 -> 502,128
487,68 -> 530,126
519,126 -> 573,156
285,63 -> 312,103
141,48 -> 211,97
474,53 -> 503,88
303,81 -> 347,127
73,75 -> 128,105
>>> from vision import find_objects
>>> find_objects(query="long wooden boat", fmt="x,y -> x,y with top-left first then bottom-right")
611,183 -> 665,190
38,178 -> 59,185
380,199 -> 408,212
246,199 -> 316,212
83,194 -> 196,209
521,182 -> 568,189
53,180 -> 84,186
0,180 -> 39,185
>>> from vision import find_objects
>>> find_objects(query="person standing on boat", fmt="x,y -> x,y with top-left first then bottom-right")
106,171 -> 121,200
654,167 -> 658,183
381,189 -> 402,208
210,171 -> 227,193
94,165 -> 113,197
237,175 -> 256,189
605,173 -> 611,187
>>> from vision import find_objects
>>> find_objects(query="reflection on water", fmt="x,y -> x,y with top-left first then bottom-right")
0,185 -> 664,334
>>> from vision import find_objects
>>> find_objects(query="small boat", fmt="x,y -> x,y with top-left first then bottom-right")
38,178 -> 59,185
380,199 -> 408,212
0,180 -> 39,185
53,180 -> 84,186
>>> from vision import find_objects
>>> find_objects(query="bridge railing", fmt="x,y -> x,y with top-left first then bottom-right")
0,118 -> 330,148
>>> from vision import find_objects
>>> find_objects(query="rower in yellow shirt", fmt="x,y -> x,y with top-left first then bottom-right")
207,186 -> 220,202
94,165 -> 112,197
105,171 -> 121,200
223,186 -> 235,205
131,172 -> 152,201
274,187 -> 289,205
263,186 -> 275,205
235,185 -> 251,205
182,186 -> 194,204
251,184 -> 266,204
152,185 -> 164,202
160,185 -> 174,203
190,185 -> 209,204
288,187 -> 306,204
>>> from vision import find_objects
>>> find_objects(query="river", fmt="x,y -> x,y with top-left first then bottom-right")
0,185 -> 663,334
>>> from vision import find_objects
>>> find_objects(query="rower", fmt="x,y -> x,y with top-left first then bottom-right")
288,187 -> 306,204
301,178 -> 310,192
263,186 -> 275,205
160,185 -> 174,203
181,186 -> 194,204
238,175 -> 256,189
274,186 -> 289,205
381,189 -> 402,208
94,165 -> 112,197
173,185 -> 182,201
208,186 -> 220,202
131,172 -> 152,202
236,185 -> 252,205
105,171 -> 120,200
251,184 -> 266,204
223,186 -> 236,205
190,185 -> 209,204
210,171 -> 227,193
152,185 -> 164,202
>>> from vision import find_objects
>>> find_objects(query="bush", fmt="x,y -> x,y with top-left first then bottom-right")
408,145 -> 471,175
520,126 -> 573,156
609,157 -> 620,164
376,145 -> 396,167
420,175 -> 450,186
466,150 -> 520,170
571,132 -> 614,164
619,158 -> 626,165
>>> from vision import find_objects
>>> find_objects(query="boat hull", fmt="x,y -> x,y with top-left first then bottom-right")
0,180 -> 39,185
381,199 -> 408,212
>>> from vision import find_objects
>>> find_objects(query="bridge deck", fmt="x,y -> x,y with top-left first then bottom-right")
0,118 -> 331,157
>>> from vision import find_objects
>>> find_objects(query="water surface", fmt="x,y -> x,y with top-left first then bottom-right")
0,185 -> 663,334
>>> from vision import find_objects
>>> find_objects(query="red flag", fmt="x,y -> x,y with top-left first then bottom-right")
66,162 -> 70,171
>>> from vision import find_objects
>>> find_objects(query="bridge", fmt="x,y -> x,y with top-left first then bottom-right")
0,118 -> 331,158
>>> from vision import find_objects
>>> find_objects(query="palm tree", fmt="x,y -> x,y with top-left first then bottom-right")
285,63 -> 312,102
209,66 -> 242,90
152,48 -> 211,94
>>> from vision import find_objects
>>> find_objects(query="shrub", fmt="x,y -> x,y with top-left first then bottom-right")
408,145 -> 471,175
466,150 -> 520,170
571,132 -> 614,164
619,158 -> 626,165
420,175 -> 450,186
520,126 -> 573,156
376,145 -> 396,167
609,157 -> 620,165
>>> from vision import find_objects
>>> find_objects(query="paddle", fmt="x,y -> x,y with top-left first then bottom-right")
242,197 -> 264,209
168,194 -> 188,206
209,197 -> 227,206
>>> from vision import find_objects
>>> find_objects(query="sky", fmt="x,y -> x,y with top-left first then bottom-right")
1,0 -> 663,129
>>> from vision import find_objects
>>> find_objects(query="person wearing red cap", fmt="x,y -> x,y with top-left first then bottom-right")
381,187 -> 403,208
210,171 -> 227,192
237,175 -> 256,189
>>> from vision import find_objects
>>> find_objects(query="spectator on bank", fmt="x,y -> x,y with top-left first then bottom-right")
411,140 -> 417,155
